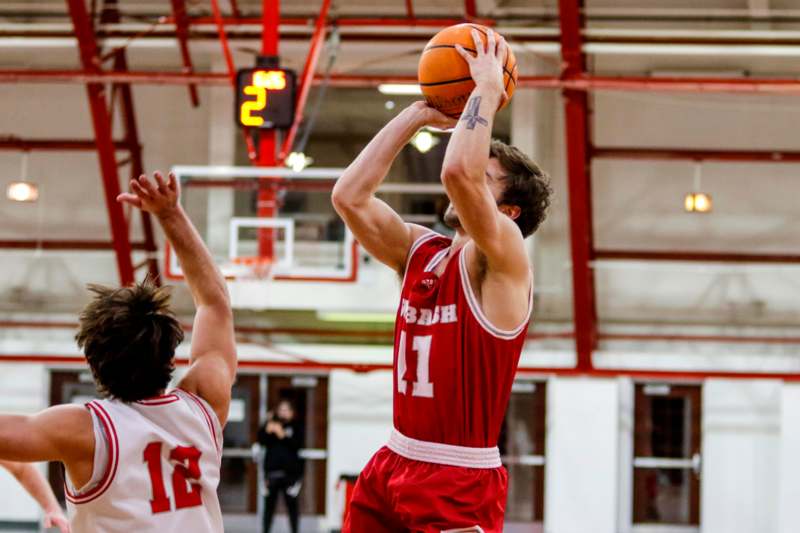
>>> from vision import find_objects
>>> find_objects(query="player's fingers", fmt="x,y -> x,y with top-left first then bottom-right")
471,29 -> 484,55
496,36 -> 506,60
117,193 -> 143,208
130,179 -> 149,197
153,171 -> 167,193
454,44 -> 473,62
138,174 -> 158,196
167,172 -> 179,192
487,29 -> 497,56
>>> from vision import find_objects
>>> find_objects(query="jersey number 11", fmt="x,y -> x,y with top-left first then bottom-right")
397,332 -> 434,398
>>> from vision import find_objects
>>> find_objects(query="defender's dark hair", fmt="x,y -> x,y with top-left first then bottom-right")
490,139 -> 552,237
76,281 -> 184,402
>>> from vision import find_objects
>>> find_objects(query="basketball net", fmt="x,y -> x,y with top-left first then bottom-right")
229,256 -> 276,281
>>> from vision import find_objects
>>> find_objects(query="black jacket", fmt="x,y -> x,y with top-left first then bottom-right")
257,418 -> 305,482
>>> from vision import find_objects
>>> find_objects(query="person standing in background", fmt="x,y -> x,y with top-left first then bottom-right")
258,399 -> 305,533
0,460 -> 70,532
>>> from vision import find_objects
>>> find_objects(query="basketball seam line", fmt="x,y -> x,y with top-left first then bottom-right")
419,76 -> 474,87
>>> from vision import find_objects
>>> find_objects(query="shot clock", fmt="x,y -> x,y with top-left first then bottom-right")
235,67 -> 296,129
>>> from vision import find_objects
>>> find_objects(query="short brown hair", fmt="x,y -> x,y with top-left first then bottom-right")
490,139 -> 552,237
76,281 -> 184,402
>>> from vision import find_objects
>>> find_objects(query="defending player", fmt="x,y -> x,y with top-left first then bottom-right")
0,171 -> 236,531
332,29 -> 551,532
0,460 -> 70,532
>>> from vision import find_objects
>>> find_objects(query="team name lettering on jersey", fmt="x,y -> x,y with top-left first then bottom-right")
400,299 -> 457,325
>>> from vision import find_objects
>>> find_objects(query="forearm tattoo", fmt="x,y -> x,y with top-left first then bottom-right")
460,96 -> 488,130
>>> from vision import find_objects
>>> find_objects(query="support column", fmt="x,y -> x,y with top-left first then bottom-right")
558,0 -> 597,369
66,0 -> 135,285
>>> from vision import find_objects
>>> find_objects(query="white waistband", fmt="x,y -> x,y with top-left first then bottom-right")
387,429 -> 502,469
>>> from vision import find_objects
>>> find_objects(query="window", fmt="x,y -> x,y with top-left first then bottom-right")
633,383 -> 701,527
499,380 -> 546,532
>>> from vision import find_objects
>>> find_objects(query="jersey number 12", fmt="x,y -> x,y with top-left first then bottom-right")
144,442 -> 203,514
397,332 -> 434,397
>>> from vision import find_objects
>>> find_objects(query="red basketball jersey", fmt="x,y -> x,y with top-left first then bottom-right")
393,232 -> 532,448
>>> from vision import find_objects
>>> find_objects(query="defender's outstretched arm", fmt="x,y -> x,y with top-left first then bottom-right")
332,103 -> 456,273
440,30 -> 529,278
0,460 -> 71,533
118,172 -> 236,426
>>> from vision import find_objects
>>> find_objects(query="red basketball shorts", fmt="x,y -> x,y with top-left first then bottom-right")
343,432 -> 508,533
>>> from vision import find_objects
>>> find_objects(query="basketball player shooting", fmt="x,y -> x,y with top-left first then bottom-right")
333,30 -> 551,533
0,172 -> 236,531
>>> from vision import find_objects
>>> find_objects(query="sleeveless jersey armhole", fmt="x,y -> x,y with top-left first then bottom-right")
401,231 -> 440,287
174,388 -> 224,456
458,247 -> 534,340
64,401 -> 118,504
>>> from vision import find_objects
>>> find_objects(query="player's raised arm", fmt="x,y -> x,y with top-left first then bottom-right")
332,102 -> 456,273
441,30 -> 527,275
118,172 -> 236,426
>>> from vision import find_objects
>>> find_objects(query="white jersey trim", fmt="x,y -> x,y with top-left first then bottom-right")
387,429 -> 502,469
401,231 -> 442,286
458,248 -> 533,340
64,401 -> 119,505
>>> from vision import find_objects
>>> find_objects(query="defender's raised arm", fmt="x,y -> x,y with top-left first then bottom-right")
118,172 -> 236,426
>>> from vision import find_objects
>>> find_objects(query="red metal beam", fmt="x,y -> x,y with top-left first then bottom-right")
465,0 -> 477,19
0,240 -> 149,250
405,0 -> 415,19
100,0 -> 161,285
592,146 -> 800,162
66,0 -> 135,286
559,0 -> 597,371
255,0 -> 281,260
278,0 -> 332,161
11,70 -> 800,93
169,0 -> 200,107
1,352 -> 800,381
113,59 -> 161,283
0,137 -> 134,151
595,250 -> 800,264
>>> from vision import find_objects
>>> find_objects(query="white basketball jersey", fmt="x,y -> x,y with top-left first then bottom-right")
66,389 -> 225,533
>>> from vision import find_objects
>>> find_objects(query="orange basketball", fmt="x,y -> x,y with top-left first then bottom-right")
418,23 -> 517,118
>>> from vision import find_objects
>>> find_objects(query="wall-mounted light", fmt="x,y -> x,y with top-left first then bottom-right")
684,192 -> 712,213
6,152 -> 38,203
684,163 -> 712,213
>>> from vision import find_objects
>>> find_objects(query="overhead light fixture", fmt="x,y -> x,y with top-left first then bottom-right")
684,163 -> 712,213
378,84 -> 422,95
285,151 -> 312,173
6,152 -> 38,203
411,130 -> 439,154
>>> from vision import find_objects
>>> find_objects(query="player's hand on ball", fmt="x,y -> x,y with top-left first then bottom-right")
455,29 -> 508,102
409,101 -> 458,130
117,171 -> 180,218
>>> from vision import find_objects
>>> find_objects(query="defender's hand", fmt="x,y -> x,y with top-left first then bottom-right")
408,101 -> 458,130
455,29 -> 508,104
44,507 -> 71,533
117,171 -> 180,218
